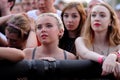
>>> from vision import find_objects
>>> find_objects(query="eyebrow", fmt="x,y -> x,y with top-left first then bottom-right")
91,11 -> 106,14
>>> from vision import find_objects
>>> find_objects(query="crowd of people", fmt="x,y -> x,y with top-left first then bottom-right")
0,0 -> 120,79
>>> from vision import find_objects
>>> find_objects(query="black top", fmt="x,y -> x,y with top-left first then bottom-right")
32,47 -> 67,60
59,37 -> 76,55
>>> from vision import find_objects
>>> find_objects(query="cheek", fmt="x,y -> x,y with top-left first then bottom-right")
51,29 -> 59,37
91,18 -> 94,27
74,18 -> 80,28
36,30 -> 41,38
63,18 -> 67,24
102,19 -> 110,26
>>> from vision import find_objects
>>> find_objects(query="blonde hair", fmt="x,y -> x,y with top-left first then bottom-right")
36,13 -> 64,32
36,13 -> 64,31
36,13 -> 64,38
6,13 -> 31,40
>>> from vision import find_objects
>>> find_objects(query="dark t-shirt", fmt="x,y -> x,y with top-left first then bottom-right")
0,23 -> 7,35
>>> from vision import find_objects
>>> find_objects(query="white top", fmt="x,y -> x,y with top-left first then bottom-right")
27,9 -> 62,20
0,32 -> 7,42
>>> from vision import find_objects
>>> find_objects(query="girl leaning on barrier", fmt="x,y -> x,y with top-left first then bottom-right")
75,3 -> 120,79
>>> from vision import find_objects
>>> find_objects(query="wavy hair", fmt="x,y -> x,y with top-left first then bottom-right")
61,2 -> 86,37
83,3 -> 120,47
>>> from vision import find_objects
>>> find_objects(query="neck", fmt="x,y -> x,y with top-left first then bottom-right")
37,7 -> 57,15
1,9 -> 11,16
49,7 -> 57,13
68,31 -> 76,38
94,31 -> 107,45
41,42 -> 60,54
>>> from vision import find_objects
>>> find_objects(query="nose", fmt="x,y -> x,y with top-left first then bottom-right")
41,27 -> 47,32
67,16 -> 73,23
94,15 -> 100,21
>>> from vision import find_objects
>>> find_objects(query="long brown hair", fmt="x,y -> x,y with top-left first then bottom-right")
61,2 -> 86,37
60,2 -> 86,54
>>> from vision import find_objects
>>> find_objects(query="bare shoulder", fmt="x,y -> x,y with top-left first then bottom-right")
112,44 -> 120,52
75,37 -> 83,43
23,47 -> 35,60
65,51 -> 77,60
117,44 -> 120,50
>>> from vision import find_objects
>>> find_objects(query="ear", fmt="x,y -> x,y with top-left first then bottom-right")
8,1 -> 13,9
58,29 -> 64,39
108,19 -> 112,26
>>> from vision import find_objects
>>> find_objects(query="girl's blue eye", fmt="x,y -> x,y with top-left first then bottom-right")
46,24 -> 52,28
37,25 -> 42,30
63,14 -> 68,18
91,14 -> 96,17
72,14 -> 78,18
100,14 -> 105,17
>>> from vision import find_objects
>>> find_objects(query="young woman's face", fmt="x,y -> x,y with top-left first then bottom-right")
36,15 -> 60,44
5,30 -> 23,49
91,5 -> 111,32
63,7 -> 80,31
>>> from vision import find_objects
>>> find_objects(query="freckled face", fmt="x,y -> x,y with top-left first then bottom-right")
36,15 -> 60,44
91,5 -> 111,32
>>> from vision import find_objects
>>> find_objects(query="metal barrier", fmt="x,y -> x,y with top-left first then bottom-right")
0,60 -> 116,80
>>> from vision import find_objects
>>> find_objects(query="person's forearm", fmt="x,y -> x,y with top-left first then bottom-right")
80,50 -> 105,63
0,14 -> 13,25
0,47 -> 25,62
26,31 -> 38,48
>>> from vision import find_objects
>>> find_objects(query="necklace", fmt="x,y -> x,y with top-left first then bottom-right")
92,43 -> 110,56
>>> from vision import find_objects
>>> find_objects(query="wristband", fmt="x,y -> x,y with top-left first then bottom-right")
117,51 -> 120,57
117,51 -> 120,62
98,57 -> 104,64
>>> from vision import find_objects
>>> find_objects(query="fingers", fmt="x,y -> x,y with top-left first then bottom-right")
101,64 -> 114,76
39,57 -> 56,61
114,62 -> 120,79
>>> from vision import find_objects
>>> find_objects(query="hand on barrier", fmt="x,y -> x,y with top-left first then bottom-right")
39,57 -> 56,61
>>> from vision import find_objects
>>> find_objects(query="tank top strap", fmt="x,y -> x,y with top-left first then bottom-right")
64,50 -> 67,60
32,47 -> 37,59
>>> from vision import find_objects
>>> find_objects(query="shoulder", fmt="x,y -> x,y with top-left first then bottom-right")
56,10 -> 62,17
0,32 -> 7,41
111,44 -> 120,52
27,10 -> 38,20
23,47 -> 35,60
27,10 -> 37,14
116,45 -> 120,49
65,50 -> 77,60
56,10 -> 62,14
23,47 -> 34,53
75,37 -> 84,43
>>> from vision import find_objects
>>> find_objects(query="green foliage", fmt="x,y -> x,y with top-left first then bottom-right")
117,0 -> 120,3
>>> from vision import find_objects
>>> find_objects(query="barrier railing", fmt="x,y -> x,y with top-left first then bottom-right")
0,60 -> 116,80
